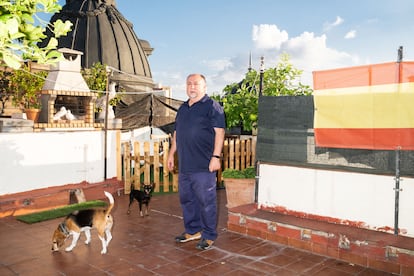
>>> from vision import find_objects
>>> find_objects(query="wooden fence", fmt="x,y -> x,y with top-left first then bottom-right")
121,136 -> 256,194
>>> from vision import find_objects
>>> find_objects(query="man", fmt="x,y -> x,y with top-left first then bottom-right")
167,73 -> 225,250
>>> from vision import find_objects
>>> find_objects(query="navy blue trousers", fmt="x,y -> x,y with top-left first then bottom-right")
178,172 -> 218,241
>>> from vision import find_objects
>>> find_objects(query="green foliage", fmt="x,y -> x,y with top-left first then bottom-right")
81,62 -> 123,109
222,166 -> 256,179
0,0 -> 72,69
214,54 -> 313,131
261,54 -> 313,97
0,70 -> 12,113
9,64 -> 47,109
81,62 -> 108,93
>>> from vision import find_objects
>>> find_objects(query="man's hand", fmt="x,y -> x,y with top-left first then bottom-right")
167,154 -> 175,171
209,157 -> 221,172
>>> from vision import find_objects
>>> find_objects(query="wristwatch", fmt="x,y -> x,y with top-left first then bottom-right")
212,155 -> 221,159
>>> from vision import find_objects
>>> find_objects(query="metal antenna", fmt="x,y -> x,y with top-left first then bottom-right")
248,51 -> 252,72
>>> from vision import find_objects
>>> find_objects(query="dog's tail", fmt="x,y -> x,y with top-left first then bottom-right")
104,191 -> 115,216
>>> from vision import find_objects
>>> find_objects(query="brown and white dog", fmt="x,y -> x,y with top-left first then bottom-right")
51,191 -> 114,254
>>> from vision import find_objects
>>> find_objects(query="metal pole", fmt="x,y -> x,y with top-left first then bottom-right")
254,160 -> 260,203
104,67 -> 111,180
150,93 -> 153,135
259,56 -> 264,97
393,47 -> 403,235
394,147 -> 401,235
397,46 -> 403,83
256,56 -> 264,201
397,46 -> 403,62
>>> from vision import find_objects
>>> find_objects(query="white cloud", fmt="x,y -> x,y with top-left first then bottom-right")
202,58 -> 233,71
252,26 -> 358,73
250,23 -> 357,75
205,24 -> 359,94
323,16 -> 344,32
151,71 -> 187,100
164,23 -> 361,99
344,30 -> 356,39
252,24 -> 288,49
208,69 -> 244,95
333,16 -> 344,26
282,32 -> 357,84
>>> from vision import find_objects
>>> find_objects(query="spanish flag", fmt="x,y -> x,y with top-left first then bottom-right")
313,62 -> 414,150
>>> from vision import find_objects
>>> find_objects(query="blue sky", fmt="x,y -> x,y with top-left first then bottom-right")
58,0 -> 414,100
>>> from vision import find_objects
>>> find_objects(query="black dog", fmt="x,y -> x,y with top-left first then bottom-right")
127,182 -> 155,217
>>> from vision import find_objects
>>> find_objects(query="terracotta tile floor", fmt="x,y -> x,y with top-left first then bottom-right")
0,189 -> 397,275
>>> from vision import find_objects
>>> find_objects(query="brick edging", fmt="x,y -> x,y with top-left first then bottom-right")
228,206 -> 414,275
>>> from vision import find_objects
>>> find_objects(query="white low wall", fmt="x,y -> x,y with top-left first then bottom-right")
0,130 -> 118,195
258,163 -> 414,237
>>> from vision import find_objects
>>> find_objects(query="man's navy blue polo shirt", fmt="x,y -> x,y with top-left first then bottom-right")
175,95 -> 225,173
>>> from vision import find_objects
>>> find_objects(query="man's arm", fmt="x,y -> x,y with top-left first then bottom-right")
167,131 -> 177,171
209,127 -> 225,172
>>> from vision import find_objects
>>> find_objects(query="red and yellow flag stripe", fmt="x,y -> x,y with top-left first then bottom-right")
313,62 -> 414,150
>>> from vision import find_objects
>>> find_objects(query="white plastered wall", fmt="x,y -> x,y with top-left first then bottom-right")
0,130 -> 118,195
258,163 -> 414,237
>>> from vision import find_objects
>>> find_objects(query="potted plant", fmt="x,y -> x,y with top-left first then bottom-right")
222,166 -> 256,208
9,64 -> 47,122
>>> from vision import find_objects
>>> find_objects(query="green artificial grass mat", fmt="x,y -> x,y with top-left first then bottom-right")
16,200 -> 107,224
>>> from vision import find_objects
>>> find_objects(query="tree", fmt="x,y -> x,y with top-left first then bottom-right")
81,62 -> 123,110
0,0 -> 72,69
213,54 -> 313,132
81,62 -> 108,94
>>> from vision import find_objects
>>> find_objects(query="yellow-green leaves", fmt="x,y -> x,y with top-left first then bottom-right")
0,0 -> 72,69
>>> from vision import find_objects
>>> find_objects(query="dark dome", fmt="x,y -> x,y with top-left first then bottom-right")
40,0 -> 154,92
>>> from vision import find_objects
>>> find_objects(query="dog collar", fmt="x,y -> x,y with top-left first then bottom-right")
59,222 -> 70,236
